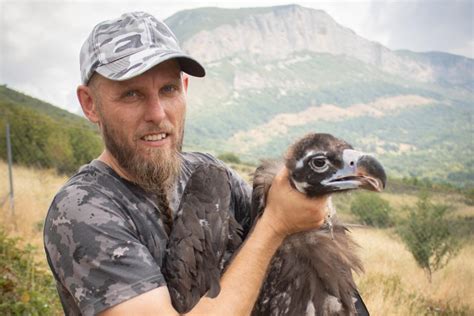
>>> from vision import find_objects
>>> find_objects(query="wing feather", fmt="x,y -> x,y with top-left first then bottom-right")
163,164 -> 243,313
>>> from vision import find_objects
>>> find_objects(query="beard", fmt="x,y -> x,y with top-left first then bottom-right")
99,115 -> 183,195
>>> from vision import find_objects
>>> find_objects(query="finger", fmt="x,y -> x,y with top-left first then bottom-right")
273,166 -> 289,183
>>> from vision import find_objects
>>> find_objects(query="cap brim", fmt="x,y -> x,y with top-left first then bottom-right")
95,48 -> 205,81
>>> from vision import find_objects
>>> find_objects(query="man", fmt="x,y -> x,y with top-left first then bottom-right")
44,11 -> 328,315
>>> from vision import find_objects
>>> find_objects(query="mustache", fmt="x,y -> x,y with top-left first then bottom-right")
135,121 -> 175,139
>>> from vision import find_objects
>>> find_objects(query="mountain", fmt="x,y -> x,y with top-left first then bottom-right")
167,5 -> 472,87
165,5 -> 474,187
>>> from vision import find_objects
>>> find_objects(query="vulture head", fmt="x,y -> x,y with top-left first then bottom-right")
286,133 -> 386,197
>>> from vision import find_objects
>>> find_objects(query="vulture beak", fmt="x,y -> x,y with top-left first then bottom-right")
322,149 -> 386,192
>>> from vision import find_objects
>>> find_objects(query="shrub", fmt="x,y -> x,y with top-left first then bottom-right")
396,194 -> 461,282
0,230 -> 62,315
350,192 -> 393,228
218,152 -> 241,164
1,102 -> 102,175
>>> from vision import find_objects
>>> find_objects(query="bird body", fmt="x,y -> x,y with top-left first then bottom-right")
252,216 -> 363,315
163,133 -> 386,315
251,161 -> 363,315
251,133 -> 386,316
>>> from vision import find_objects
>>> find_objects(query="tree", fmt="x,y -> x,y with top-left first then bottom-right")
1,101 -> 103,175
396,194 -> 461,282
68,128 -> 103,172
350,192 -> 393,228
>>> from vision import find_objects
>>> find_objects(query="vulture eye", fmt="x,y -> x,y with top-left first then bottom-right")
309,156 -> 329,173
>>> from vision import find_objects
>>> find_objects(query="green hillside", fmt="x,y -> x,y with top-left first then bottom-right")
0,85 -> 102,174
180,50 -> 474,187
164,5 -> 474,188
0,85 -> 92,130
1,61 -> 472,188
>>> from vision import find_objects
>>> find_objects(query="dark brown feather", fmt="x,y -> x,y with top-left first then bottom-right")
250,160 -> 284,224
163,164 -> 243,313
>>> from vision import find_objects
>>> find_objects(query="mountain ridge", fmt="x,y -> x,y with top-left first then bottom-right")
166,5 -> 473,186
166,5 -> 473,88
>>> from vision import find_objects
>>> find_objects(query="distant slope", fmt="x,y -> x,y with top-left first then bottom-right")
165,5 -> 474,187
0,84 -> 94,130
395,50 -> 474,91
0,85 -> 102,174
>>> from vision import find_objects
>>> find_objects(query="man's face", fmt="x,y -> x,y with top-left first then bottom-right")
90,60 -> 187,192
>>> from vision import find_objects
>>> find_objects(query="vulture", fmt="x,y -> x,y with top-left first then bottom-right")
251,133 -> 386,315
163,133 -> 386,315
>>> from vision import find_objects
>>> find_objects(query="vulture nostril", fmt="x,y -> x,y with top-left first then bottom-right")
350,161 -> 355,166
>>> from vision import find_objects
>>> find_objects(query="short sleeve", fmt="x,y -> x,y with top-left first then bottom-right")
44,184 -> 166,315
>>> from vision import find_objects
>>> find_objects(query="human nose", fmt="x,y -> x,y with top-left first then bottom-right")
143,95 -> 166,123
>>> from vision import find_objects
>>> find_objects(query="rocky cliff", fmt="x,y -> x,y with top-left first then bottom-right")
165,5 -> 474,186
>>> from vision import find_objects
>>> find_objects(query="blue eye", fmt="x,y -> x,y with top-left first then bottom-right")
162,85 -> 178,94
123,90 -> 139,98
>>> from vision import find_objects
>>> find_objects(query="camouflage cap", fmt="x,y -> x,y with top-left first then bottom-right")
80,11 -> 205,84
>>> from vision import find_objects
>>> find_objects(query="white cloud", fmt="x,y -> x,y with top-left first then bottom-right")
0,1 -> 189,110
365,0 -> 474,56
0,0 -> 472,113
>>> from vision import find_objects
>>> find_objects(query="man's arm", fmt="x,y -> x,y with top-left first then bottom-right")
99,168 -> 328,315
99,212 -> 284,316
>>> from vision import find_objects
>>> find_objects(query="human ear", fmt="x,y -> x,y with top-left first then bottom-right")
182,73 -> 189,93
77,85 -> 100,123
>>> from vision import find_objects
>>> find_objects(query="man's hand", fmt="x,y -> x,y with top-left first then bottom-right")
262,167 -> 328,237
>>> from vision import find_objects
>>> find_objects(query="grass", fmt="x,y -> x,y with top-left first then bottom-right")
0,160 -> 472,315
0,161 -> 67,254
0,229 -> 63,315
353,227 -> 472,315
0,161 -> 66,314
380,191 -> 474,217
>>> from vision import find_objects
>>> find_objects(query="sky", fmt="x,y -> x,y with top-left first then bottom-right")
0,0 -> 473,113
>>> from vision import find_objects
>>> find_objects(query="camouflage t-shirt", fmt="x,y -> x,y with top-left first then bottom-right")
44,152 -> 251,315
